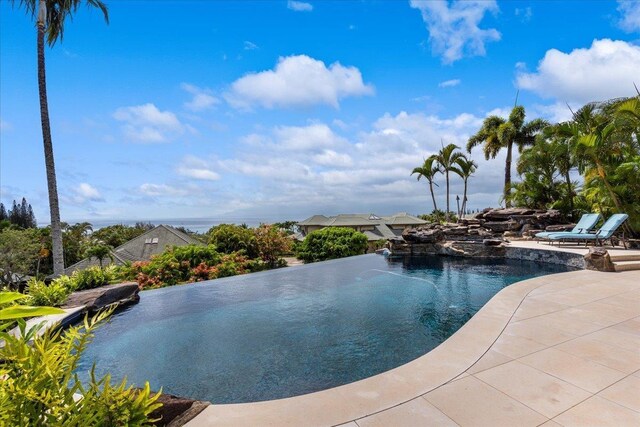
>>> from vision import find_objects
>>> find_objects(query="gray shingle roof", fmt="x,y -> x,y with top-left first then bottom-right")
63,224 -> 204,275
297,212 -> 427,228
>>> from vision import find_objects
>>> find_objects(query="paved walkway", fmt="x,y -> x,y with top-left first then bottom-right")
353,270 -> 640,427
189,259 -> 640,426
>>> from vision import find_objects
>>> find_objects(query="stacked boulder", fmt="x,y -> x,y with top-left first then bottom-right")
394,208 -> 574,252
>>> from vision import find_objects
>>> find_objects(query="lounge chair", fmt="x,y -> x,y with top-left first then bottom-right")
547,214 -> 629,249
535,213 -> 601,240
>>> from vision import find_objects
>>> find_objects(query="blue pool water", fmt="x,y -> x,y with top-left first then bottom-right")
78,254 -> 572,403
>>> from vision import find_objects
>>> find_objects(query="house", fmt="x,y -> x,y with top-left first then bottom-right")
64,224 -> 204,275
297,213 -> 427,250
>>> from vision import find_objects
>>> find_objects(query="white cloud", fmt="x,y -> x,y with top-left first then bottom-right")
66,183 -> 104,205
243,41 -> 259,50
176,156 -> 221,181
438,78 -> 461,88
409,0 -> 501,64
225,55 -> 373,109
514,7 -> 532,23
181,83 -> 220,112
313,150 -> 353,167
113,103 -> 184,143
272,124 -> 347,151
617,0 -> 640,32
138,183 -> 190,197
212,109 -> 512,217
287,1 -> 313,12
516,39 -> 640,103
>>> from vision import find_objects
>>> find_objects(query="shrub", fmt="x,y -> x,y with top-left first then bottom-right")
26,278 -> 73,307
0,310 -> 161,426
253,224 -> 292,267
72,266 -> 113,291
207,224 -> 258,258
296,227 -> 368,263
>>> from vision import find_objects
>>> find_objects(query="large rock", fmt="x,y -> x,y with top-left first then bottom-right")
402,228 -> 444,243
584,247 -> 615,272
147,392 -> 210,427
483,220 -> 521,232
483,208 -> 535,221
63,282 -> 140,311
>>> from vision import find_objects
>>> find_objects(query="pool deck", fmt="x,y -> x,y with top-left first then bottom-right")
187,244 -> 640,427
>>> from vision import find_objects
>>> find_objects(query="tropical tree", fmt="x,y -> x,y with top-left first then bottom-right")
467,106 -> 548,207
84,242 -> 113,268
429,143 -> 465,221
450,156 -> 477,218
411,157 -> 441,214
11,0 -> 109,276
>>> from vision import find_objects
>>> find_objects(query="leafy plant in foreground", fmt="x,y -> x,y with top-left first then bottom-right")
0,309 -> 161,426
26,277 -> 73,307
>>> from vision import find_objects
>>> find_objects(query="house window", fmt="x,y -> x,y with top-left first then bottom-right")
144,238 -> 152,244
151,238 -> 159,244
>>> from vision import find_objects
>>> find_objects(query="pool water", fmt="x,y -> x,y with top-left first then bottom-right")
78,254 -> 572,403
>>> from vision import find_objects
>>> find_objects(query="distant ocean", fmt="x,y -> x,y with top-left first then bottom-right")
79,217 -> 280,234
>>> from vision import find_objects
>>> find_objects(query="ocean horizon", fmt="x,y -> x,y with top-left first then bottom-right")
43,217 -> 288,234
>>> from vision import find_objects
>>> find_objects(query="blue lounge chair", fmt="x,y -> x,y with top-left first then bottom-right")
535,213 -> 601,240
547,214 -> 629,248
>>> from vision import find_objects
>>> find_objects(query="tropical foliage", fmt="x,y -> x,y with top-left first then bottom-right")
10,0 -> 110,277
412,144 -> 475,220
508,96 -> 639,233
254,224 -> 293,267
467,105 -> 548,207
26,277 -> 73,307
207,223 -> 258,258
0,309 -> 161,426
125,244 -> 262,289
0,228 -> 41,289
296,227 -> 368,263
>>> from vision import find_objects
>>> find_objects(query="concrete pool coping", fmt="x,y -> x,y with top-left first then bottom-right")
186,248 -> 640,426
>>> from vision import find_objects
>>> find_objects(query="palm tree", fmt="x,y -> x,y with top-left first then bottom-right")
429,143 -> 465,221
411,157 -> 441,214
11,0 -> 109,276
467,106 -> 548,207
450,156 -> 477,218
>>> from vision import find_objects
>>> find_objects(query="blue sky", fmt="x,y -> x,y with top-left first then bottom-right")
1,0 -> 639,225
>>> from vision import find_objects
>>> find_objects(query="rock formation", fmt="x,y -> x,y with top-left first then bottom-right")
583,247 -> 615,272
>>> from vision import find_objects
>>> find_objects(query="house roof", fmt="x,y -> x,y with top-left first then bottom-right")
63,224 -> 203,275
297,213 -> 427,229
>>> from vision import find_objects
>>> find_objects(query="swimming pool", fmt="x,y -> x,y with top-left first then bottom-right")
78,254 -> 572,403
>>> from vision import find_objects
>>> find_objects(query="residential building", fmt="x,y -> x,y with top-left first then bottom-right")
297,213 -> 427,250
63,224 -> 203,275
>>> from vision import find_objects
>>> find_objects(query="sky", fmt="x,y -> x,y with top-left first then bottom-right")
1,0 -> 639,226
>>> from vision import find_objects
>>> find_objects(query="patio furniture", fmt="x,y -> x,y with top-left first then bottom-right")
547,214 -> 629,249
535,213 -> 601,240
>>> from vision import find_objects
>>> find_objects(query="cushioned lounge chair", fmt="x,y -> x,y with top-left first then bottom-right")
547,214 -> 629,249
535,213 -> 601,240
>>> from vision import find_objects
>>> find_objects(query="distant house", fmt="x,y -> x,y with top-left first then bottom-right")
297,213 -> 427,250
64,224 -> 204,275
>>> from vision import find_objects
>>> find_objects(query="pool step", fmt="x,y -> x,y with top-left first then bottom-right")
613,260 -> 640,272
609,253 -> 640,262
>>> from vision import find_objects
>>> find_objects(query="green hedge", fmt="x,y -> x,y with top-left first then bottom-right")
296,227 -> 368,263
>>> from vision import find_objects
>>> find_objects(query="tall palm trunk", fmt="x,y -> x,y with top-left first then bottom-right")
563,170 -> 575,219
429,181 -> 438,213
37,1 -> 64,275
445,171 -> 450,221
461,178 -> 468,218
504,141 -> 513,208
